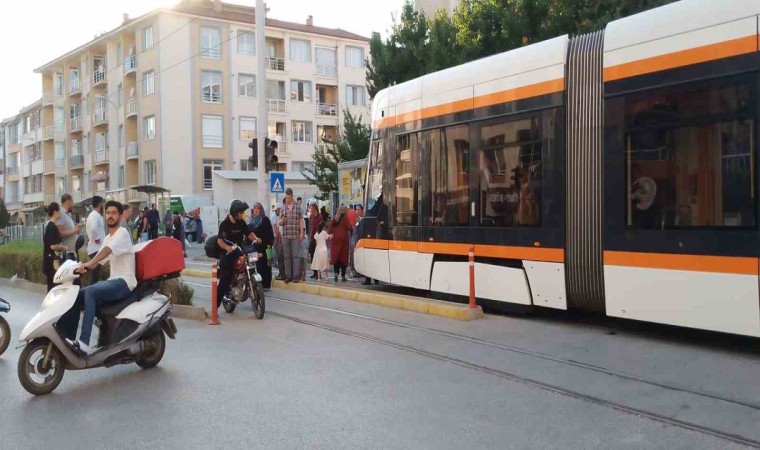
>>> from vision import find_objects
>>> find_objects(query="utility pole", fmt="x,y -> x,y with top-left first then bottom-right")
256,0 -> 269,208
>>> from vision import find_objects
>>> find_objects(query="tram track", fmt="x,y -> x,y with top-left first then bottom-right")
188,287 -> 760,447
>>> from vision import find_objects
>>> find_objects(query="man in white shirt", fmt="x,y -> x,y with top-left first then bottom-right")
85,196 -> 106,283
68,200 -> 136,355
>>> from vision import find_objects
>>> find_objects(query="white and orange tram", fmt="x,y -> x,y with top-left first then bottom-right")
354,0 -> 760,337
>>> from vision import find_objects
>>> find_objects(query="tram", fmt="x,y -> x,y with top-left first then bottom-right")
354,0 -> 760,337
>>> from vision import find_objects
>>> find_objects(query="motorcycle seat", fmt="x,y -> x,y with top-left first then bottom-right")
98,282 -> 155,318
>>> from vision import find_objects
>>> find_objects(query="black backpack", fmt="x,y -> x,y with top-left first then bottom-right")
204,234 -> 222,259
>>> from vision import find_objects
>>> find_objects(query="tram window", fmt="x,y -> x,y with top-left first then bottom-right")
395,133 -> 418,225
430,125 -> 470,226
625,81 -> 755,228
478,116 -> 541,226
368,140 -> 384,212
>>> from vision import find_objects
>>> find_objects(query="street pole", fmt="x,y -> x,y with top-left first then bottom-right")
256,0 -> 269,207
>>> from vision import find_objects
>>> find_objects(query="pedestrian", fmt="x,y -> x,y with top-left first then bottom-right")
328,205 -> 352,282
347,204 -> 357,228
119,206 -> 135,244
272,205 -> 286,279
195,209 -> 204,243
307,204 -> 323,279
172,212 -> 187,257
43,202 -> 68,292
147,204 -> 160,240
311,222 -> 329,281
86,196 -> 105,284
56,193 -> 82,261
164,209 -> 173,237
249,203 -> 275,289
299,228 -> 309,281
320,205 -> 329,223
185,212 -> 196,243
138,209 -> 150,242
279,188 -> 304,283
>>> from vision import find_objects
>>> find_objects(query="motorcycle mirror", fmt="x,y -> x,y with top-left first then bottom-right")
75,235 -> 85,253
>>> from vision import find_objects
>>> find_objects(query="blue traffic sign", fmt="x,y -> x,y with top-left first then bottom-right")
270,172 -> 285,193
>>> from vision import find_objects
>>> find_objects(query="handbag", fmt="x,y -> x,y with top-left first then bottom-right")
266,246 -> 274,260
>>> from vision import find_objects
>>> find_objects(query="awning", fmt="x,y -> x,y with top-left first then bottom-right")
129,185 -> 171,195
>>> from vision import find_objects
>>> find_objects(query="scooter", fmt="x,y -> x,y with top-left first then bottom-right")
17,259 -> 179,396
0,298 -> 10,356
221,244 -> 265,319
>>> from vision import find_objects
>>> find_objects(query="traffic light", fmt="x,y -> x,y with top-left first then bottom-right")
248,138 -> 280,173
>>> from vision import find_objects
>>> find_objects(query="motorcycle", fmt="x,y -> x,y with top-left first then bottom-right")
221,244 -> 265,319
0,298 -> 10,356
17,238 -> 183,396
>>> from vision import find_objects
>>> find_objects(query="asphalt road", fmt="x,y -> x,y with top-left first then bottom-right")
0,281 -> 758,449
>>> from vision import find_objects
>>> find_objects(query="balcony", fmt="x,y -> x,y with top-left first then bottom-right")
6,166 -> 18,176
127,99 -> 137,118
267,99 -> 286,113
23,192 -> 44,204
124,56 -> 136,75
69,116 -> 82,133
127,142 -> 139,160
266,57 -> 285,71
69,154 -> 84,169
42,91 -> 56,105
56,158 -> 66,170
93,68 -> 106,87
316,103 -> 338,117
201,91 -> 222,103
92,109 -> 108,127
44,194 -> 56,205
316,64 -> 337,77
275,141 -> 287,156
43,160 -> 56,174
42,126 -> 55,141
69,79 -> 81,96
94,149 -> 109,166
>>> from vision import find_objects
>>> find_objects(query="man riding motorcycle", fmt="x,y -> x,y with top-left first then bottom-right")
217,200 -> 259,311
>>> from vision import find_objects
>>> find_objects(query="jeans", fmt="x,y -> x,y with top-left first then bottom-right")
282,238 -> 300,281
78,278 -> 131,345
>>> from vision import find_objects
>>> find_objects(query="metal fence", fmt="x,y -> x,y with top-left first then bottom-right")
0,224 -> 44,244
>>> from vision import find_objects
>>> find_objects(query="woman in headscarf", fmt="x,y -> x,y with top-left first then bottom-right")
328,205 -> 352,282
43,202 -> 68,292
249,202 -> 275,289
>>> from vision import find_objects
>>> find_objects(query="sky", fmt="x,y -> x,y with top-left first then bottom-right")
0,0 -> 406,120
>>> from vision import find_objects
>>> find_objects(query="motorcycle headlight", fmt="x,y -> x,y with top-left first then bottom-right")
247,253 -> 259,264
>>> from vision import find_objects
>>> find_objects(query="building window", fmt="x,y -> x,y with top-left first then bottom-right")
201,27 -> 222,59
202,115 -> 224,148
203,159 -> 223,190
292,161 -> 315,173
117,83 -> 124,106
237,30 -> 255,55
239,117 -> 257,141
292,121 -> 312,143
143,71 -> 155,96
142,26 -> 154,51
118,165 -> 124,188
201,71 -> 222,103
54,107 -> 65,131
116,43 -> 122,67
267,80 -> 286,100
316,47 -> 337,76
269,122 -> 286,140
95,133 -> 107,153
289,39 -> 311,62
144,115 -> 156,140
144,160 -> 157,185
619,77 -> 755,228
290,80 -> 312,102
478,116 -> 542,227
118,124 -> 125,148
238,74 -> 256,98
54,72 -> 64,95
345,46 -> 365,68
346,85 -> 365,106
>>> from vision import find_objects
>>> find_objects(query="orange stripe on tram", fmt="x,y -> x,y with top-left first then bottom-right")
604,35 -> 758,82
603,251 -> 759,276
357,239 -> 564,263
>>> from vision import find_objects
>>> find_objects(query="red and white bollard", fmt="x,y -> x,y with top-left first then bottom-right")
209,262 -> 220,325
468,245 -> 476,309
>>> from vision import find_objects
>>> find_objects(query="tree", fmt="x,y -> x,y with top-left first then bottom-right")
0,198 -> 9,229
303,110 -> 372,199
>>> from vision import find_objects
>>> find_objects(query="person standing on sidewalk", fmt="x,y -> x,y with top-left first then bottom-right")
328,205 -> 352,282
272,204 -> 286,280
164,209 -> 173,237
308,204 -> 323,279
85,196 -> 105,284
147,204 -> 160,240
119,206 -> 135,244
43,202 -> 67,292
279,188 -> 304,283
56,194 -> 82,261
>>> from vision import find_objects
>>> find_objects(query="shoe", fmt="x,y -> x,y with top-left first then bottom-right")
341,277 -> 347,282
284,278 -> 292,284
275,276 -> 286,281
309,272 -> 318,279
66,338 -> 96,356
374,280 -> 379,285
334,275 -> 338,282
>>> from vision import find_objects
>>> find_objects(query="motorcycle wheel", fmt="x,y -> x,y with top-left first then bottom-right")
18,339 -> 65,396
251,282 -> 265,320
136,331 -> 165,369
223,300 -> 236,314
0,316 -> 10,356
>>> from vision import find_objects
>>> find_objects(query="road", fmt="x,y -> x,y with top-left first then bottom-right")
0,279 -> 758,449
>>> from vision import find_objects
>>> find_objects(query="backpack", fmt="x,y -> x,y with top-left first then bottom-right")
204,234 -> 222,259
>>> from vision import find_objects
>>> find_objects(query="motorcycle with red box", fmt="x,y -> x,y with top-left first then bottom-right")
16,237 -> 184,396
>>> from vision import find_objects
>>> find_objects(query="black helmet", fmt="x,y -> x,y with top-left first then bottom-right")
229,199 -> 249,216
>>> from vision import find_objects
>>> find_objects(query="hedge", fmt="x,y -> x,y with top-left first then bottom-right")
0,240 -> 193,305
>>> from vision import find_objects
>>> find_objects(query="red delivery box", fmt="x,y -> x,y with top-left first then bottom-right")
133,237 -> 185,282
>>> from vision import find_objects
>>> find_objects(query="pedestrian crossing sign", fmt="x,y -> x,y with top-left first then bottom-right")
270,172 -> 285,193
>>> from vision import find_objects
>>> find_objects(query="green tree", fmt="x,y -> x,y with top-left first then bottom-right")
303,110 -> 372,199
0,198 -> 9,229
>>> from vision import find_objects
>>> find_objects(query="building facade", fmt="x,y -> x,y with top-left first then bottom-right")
26,0 -> 369,209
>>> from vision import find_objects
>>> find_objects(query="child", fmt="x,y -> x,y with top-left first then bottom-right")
299,227 -> 309,281
311,222 -> 329,281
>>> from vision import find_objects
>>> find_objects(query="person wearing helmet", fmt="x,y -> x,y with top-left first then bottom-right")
216,199 -> 259,312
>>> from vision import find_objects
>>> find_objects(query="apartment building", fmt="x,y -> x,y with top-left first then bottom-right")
1,113 -> 25,216
31,0 -> 370,207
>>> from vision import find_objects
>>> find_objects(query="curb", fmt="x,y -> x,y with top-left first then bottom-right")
271,280 -> 484,321
0,277 -> 208,322
182,268 -> 213,279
